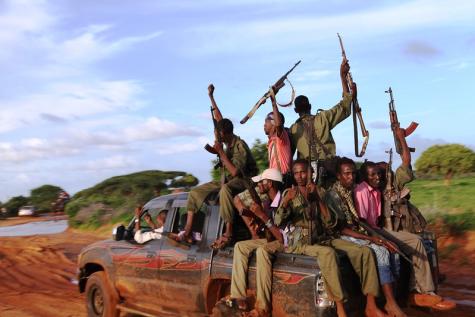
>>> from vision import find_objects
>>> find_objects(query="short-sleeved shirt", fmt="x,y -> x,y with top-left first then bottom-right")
268,129 -> 292,175
354,181 -> 381,229
226,135 -> 258,178
290,93 -> 352,160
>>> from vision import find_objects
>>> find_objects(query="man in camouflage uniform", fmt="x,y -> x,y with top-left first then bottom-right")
290,59 -> 352,162
178,85 -> 258,246
227,169 -> 284,317
276,159 -> 384,317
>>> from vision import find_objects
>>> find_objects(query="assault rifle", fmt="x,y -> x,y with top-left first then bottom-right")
240,60 -> 301,124
244,182 -> 275,242
382,149 -> 396,231
337,33 -> 369,157
348,210 -> 414,266
385,87 -> 418,154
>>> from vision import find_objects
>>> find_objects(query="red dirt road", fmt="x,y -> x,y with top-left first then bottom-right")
0,217 -> 474,316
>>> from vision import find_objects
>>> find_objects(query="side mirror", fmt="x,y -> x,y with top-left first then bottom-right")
112,225 -> 125,241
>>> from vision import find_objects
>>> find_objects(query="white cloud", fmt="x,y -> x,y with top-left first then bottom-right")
80,155 -> 137,171
157,137 -> 211,155
185,0 -> 475,55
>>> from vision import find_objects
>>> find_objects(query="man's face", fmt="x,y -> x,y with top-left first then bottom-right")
157,211 -> 167,226
337,163 -> 355,190
257,179 -> 272,193
263,119 -> 273,136
293,163 -> 308,186
366,166 -> 380,189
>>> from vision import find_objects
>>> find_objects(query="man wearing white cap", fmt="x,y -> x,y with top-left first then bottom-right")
222,168 -> 284,317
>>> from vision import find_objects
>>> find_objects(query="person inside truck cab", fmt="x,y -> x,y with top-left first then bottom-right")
134,205 -> 168,244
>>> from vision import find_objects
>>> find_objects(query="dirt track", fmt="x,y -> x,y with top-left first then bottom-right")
0,217 -> 474,317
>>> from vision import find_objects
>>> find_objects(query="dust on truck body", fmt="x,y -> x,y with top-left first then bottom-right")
77,192 -> 366,317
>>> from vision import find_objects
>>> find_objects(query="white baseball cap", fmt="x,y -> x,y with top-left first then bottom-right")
251,168 -> 283,183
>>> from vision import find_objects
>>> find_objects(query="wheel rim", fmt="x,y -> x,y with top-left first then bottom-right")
91,286 -> 105,315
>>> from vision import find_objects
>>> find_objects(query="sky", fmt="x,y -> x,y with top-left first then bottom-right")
0,0 -> 474,201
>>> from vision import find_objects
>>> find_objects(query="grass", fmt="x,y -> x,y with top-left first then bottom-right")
408,176 -> 475,216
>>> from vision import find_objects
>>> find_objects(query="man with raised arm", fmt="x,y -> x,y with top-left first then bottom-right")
290,59 -> 352,162
264,88 -> 292,185
177,84 -> 258,249
355,128 -> 455,311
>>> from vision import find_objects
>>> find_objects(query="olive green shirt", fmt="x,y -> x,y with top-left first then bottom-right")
275,188 -> 328,249
290,93 -> 352,160
226,135 -> 258,179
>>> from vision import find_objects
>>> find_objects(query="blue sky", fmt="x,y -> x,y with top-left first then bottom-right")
0,0 -> 474,201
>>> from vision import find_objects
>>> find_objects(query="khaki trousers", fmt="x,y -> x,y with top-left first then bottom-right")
186,177 -> 247,223
286,242 -> 345,302
230,239 -> 282,311
378,229 -> 435,293
330,238 -> 380,297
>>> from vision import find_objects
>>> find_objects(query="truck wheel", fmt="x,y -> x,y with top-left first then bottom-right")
85,271 -> 119,317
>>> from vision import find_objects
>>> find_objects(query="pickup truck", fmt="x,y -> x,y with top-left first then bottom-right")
77,192 -> 438,317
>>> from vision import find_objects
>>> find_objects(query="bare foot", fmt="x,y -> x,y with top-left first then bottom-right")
384,302 -> 406,317
365,306 -> 388,317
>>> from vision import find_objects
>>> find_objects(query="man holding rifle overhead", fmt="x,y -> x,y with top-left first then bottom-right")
177,84 -> 258,248
290,59 -> 352,163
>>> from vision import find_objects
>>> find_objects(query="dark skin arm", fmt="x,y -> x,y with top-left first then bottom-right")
340,59 -> 351,95
249,202 -> 284,243
341,226 -> 399,253
214,140 -> 239,177
208,84 -> 223,122
395,126 -> 411,167
269,86 -> 283,137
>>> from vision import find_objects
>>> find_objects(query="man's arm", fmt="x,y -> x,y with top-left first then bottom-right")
340,59 -> 350,95
214,141 -> 239,177
249,202 -> 283,243
208,84 -> 223,122
269,87 -> 283,137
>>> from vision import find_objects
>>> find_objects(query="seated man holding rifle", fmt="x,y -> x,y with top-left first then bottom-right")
177,84 -> 258,249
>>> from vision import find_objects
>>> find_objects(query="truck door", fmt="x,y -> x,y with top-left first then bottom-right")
157,200 -> 210,314
112,199 -> 170,311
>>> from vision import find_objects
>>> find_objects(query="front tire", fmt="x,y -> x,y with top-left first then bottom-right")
85,271 -> 119,317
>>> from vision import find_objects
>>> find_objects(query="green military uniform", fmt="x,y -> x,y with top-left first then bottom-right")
323,182 -> 381,297
186,135 -> 257,224
273,188 -> 347,301
290,93 -> 352,160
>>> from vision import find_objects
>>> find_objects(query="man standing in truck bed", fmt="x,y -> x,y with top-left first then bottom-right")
177,84 -> 258,248
290,59 -> 352,162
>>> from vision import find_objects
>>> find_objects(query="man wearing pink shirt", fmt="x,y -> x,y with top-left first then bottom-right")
264,87 -> 292,185
355,136 -> 455,311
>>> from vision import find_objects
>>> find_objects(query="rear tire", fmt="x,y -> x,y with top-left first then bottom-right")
85,271 -> 119,317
